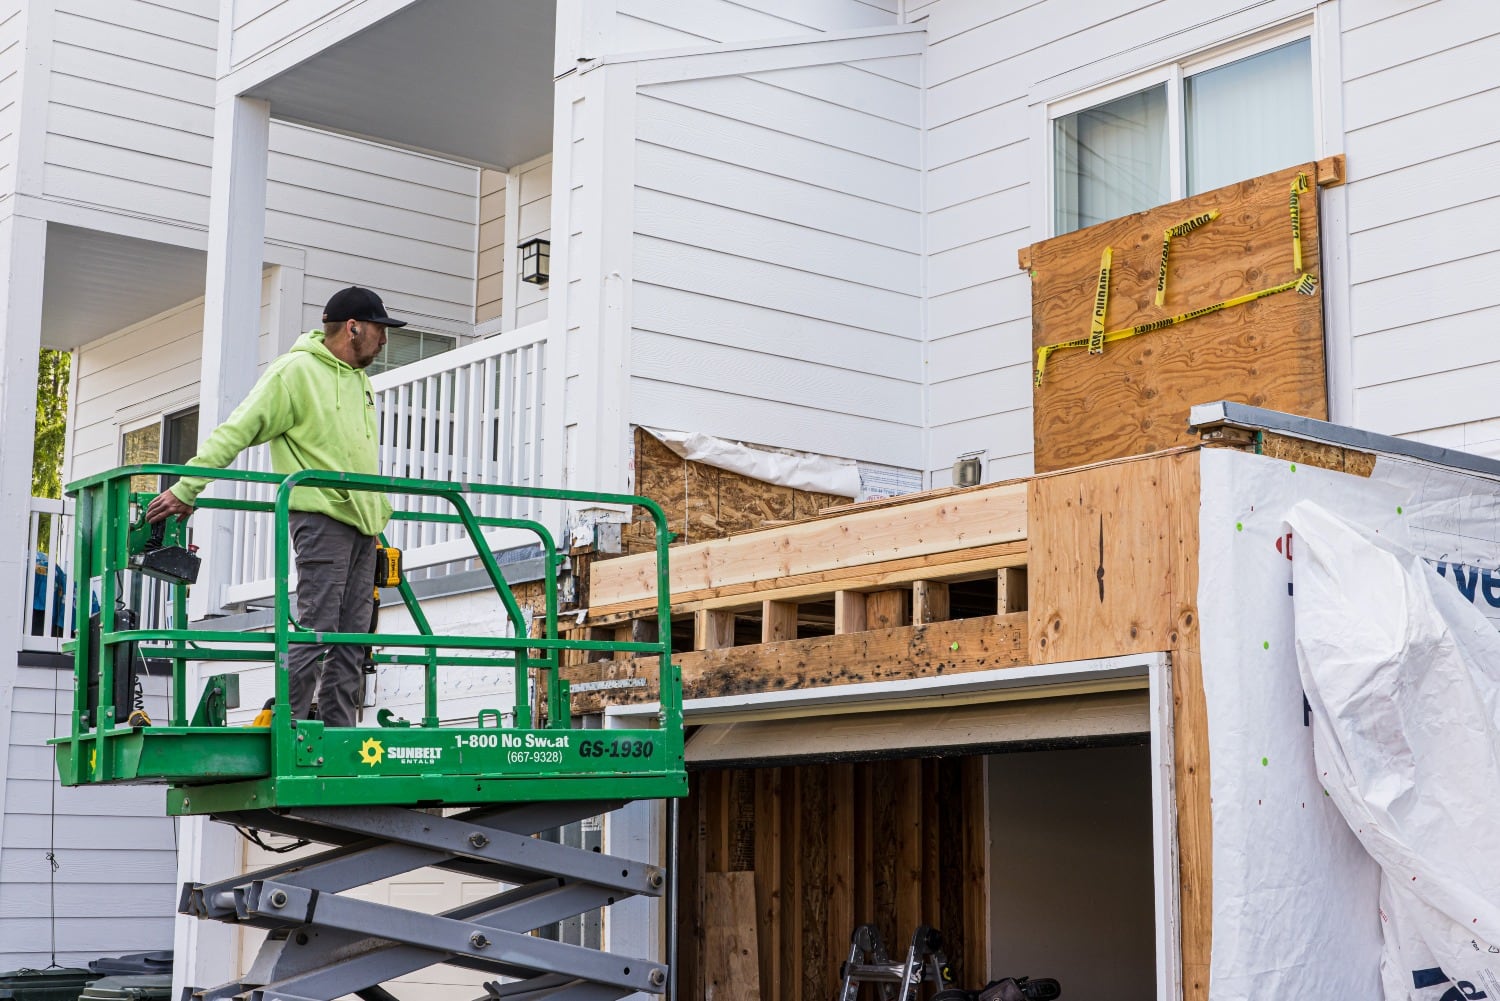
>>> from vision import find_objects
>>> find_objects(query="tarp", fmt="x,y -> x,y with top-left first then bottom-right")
641,427 -> 862,498
1288,502 -> 1500,1000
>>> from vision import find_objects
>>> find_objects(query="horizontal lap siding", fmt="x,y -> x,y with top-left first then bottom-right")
1342,0 -> 1500,453
0,7 -> 22,204
608,0 -> 894,54
630,54 -> 923,469
0,667 -> 175,968
67,276 -> 275,483
514,157 -> 551,328
43,1 -> 215,223
267,122 -> 478,336
477,169 -> 505,325
231,0 -> 346,72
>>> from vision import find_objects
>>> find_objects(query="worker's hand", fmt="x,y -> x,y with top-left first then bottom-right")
145,490 -> 193,524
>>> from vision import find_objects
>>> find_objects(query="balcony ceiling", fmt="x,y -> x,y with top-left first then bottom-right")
246,0 -> 556,169
42,226 -> 207,350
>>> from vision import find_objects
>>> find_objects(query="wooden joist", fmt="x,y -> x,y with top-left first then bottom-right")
566,613 -> 1029,712
589,482 -> 1028,620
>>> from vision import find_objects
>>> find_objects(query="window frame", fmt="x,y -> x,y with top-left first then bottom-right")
1041,17 -> 1321,238
119,403 -> 201,493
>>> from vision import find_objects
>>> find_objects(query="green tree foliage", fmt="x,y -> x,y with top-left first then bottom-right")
33,349 -> 70,499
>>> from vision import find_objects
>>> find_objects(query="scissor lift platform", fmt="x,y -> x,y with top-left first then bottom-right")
50,465 -> 684,1001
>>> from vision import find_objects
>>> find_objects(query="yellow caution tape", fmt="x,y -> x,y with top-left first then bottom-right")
1289,173 -> 1309,272
1155,211 -> 1220,307
1090,247 -> 1112,354
1035,272 -> 1317,386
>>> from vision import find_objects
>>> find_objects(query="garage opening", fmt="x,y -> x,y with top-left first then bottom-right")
673,678 -> 1167,1001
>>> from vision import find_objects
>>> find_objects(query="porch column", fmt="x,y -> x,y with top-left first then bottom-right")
0,212 -> 48,878
194,94 -> 270,618
172,94 -> 269,1001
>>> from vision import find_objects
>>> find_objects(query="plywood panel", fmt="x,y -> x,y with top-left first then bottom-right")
1026,161 -> 1335,473
1027,450 -> 1199,664
705,872 -> 760,1001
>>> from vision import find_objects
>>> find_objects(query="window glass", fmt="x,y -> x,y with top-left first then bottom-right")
162,407 -> 199,490
1186,39 -> 1314,194
122,424 -> 161,493
1054,85 -> 1169,234
367,329 -> 457,377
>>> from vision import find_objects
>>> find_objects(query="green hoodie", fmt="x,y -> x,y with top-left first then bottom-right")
169,330 -> 392,536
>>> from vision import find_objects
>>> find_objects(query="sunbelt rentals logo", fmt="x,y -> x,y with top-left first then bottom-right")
359,737 -> 384,766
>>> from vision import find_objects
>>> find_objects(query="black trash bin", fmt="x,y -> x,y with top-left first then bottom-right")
84,956 -> 170,979
0,968 -> 99,1001
77,976 -> 171,1001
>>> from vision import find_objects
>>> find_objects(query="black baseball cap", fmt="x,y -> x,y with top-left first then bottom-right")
322,287 -> 408,328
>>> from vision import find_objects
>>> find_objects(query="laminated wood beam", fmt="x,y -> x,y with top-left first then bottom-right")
591,483 -> 1027,614
567,613 -> 1029,712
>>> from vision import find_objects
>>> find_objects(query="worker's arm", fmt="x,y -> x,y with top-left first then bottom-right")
145,372 -> 296,523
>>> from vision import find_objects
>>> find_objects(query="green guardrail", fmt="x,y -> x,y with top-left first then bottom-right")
50,464 -> 685,814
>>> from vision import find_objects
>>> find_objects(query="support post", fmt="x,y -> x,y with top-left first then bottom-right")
695,610 -> 735,651
175,92 -> 269,1001
0,213 -> 47,878
998,567 -> 1028,614
762,600 -> 797,643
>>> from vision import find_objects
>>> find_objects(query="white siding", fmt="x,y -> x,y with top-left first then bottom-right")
231,0 -> 348,72
0,5 -> 24,205
513,157 -> 551,328
627,52 -> 924,467
267,122 -> 478,336
476,168 -> 505,326
44,0 -> 216,225
0,666 -> 175,968
608,0 -> 894,53
67,276 -> 276,483
1341,0 -> 1500,447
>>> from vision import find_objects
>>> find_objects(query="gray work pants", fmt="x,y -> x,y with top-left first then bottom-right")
287,512 -> 375,728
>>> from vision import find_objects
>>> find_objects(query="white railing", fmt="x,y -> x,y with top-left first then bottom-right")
222,320 -> 561,606
23,497 -> 77,653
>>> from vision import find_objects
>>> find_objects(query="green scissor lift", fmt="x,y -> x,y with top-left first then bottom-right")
51,465 -> 685,1001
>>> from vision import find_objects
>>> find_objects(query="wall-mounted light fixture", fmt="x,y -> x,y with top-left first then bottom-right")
518,237 -> 550,286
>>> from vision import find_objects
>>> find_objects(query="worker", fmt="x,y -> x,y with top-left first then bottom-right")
145,286 -> 405,727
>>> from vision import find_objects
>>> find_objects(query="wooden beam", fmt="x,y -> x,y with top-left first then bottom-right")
1315,152 -> 1345,187
587,541 -> 1027,623
705,872 -> 761,1001
755,769 -> 782,1001
592,482 -> 1028,611
998,567 -> 1028,614
866,590 -> 908,630
695,609 -> 735,651
912,580 -> 950,624
833,590 -> 867,634
567,613 -> 1030,711
762,600 -> 798,643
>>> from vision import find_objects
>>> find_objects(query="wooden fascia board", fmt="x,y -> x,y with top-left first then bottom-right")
566,612 -> 1029,713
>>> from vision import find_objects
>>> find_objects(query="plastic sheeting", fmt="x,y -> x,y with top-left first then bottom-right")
1288,502 -> 1500,1000
641,427 -> 862,499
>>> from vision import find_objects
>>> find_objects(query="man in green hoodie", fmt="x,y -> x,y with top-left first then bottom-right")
145,287 -> 403,727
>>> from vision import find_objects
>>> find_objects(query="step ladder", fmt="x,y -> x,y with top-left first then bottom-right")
837,924 -> 954,1001
181,802 -> 665,1001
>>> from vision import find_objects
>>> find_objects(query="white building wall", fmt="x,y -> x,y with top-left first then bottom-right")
606,0 -> 894,52
0,666 -> 176,968
229,0 -> 351,72
627,51 -> 924,467
0,4 -> 25,209
43,0 -> 216,225
1339,0 -> 1500,455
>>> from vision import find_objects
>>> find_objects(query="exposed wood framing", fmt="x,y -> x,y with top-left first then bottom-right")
679,758 -> 988,1001
590,482 -> 1027,620
567,613 -> 1029,712
912,580 -> 950,624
